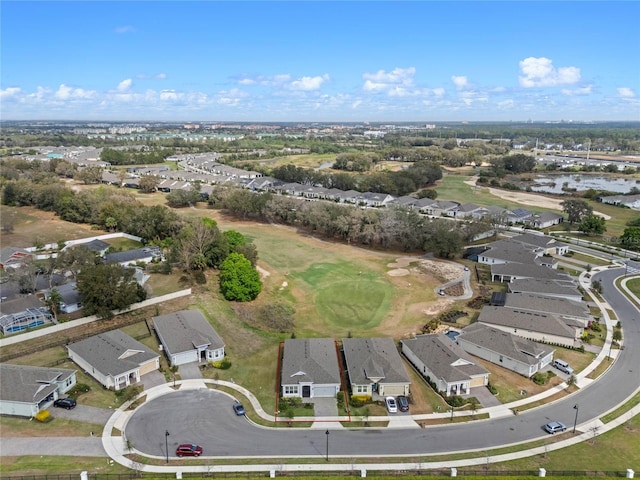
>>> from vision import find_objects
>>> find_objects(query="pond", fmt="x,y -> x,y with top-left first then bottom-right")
528,174 -> 640,194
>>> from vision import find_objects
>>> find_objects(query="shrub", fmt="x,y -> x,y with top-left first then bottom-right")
487,383 -> 498,395
532,372 -> 548,385
211,358 -> 232,370
35,409 -> 51,422
349,395 -> 371,407
445,395 -> 466,407
590,322 -> 602,332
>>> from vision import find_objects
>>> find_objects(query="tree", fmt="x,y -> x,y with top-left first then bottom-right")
219,253 -> 262,302
561,199 -> 593,225
77,263 -> 147,319
138,175 -> 160,193
578,214 -> 606,236
620,226 -> 640,251
46,288 -> 63,321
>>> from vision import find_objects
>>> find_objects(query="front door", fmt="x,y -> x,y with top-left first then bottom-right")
302,385 -> 311,398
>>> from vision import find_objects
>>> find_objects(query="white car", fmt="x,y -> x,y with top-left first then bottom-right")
385,396 -> 398,414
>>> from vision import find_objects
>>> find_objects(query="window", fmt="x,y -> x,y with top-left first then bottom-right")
355,385 -> 367,394
283,385 -> 299,395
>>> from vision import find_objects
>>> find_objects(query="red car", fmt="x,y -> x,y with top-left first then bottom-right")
176,444 -> 203,457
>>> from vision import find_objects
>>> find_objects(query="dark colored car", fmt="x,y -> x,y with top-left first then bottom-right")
397,395 -> 409,412
53,398 -> 77,409
233,401 -> 246,416
176,444 -> 203,457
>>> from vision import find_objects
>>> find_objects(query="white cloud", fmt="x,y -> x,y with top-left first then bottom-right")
617,87 -> 636,98
54,84 -> 96,100
155,73 -> 167,80
237,74 -> 291,87
159,90 -> 180,101
115,25 -> 135,34
117,79 -> 133,92
362,67 -> 416,92
561,85 -> 593,96
351,100 -> 362,109
0,87 -> 21,99
451,76 -> 469,89
290,74 -> 329,91
519,57 -> 581,87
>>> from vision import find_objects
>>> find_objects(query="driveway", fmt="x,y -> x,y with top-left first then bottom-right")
178,362 -> 203,380
310,397 -> 338,417
463,386 -> 501,408
50,404 -> 113,426
141,370 -> 166,390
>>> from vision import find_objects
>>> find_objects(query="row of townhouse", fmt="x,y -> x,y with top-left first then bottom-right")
469,232 -> 589,348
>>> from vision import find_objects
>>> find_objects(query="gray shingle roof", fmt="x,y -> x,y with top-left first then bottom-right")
480,239 -> 539,264
281,338 -> 340,386
0,363 -> 75,403
153,309 -> 224,356
504,292 -> 590,320
104,246 -> 162,264
401,334 -> 489,383
491,262 -> 572,281
458,323 -> 554,365
67,329 -> 159,377
342,337 -> 410,386
508,278 -> 581,298
477,306 -> 577,339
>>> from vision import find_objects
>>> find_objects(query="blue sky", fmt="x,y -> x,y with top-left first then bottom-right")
1,1 -> 639,122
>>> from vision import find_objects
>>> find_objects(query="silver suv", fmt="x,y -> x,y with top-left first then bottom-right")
544,421 -> 567,434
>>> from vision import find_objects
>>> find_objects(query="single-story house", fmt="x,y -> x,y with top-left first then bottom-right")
503,292 -> 592,328
153,309 -> 225,366
0,247 -> 34,270
510,232 -> 569,255
342,337 -> 411,397
401,334 -> 489,396
47,282 -> 82,314
280,338 -> 341,398
527,212 -> 565,229
508,278 -> 583,302
457,323 -> 555,378
477,239 -> 540,266
477,306 -> 582,348
0,364 -> 76,417
490,263 -> 571,283
67,329 -> 160,391
599,194 -> 640,210
103,246 -> 163,267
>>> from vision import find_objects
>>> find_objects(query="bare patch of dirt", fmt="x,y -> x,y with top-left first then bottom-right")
387,268 -> 410,277
256,265 -> 271,278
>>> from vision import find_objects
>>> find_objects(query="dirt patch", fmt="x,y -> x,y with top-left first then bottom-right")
387,268 -> 410,277
414,259 -> 462,283
256,265 -> 271,278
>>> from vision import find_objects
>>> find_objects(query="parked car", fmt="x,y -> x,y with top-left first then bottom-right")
463,266 -> 470,271
233,401 -> 246,416
53,398 -> 76,409
438,289 -> 446,296
544,421 -> 567,434
176,444 -> 203,457
552,359 -> 574,375
396,395 -> 409,412
385,396 -> 398,414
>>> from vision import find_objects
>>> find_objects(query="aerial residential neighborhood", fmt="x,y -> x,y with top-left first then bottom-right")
1,0 -> 640,476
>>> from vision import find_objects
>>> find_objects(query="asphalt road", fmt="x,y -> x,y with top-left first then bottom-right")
125,265 -> 640,460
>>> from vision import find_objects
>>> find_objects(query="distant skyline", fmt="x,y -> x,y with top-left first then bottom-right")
1,1 -> 639,123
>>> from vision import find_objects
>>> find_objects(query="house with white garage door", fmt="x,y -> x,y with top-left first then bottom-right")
67,329 -> 160,391
342,337 -> 411,398
153,309 -> 225,367
0,364 -> 76,418
401,333 -> 489,396
280,338 -> 341,399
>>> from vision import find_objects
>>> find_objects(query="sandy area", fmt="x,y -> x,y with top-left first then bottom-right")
464,176 -> 611,219
387,257 -> 462,282
387,268 -> 410,276
256,265 -> 271,278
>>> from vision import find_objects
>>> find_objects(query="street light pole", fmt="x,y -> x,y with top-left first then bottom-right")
325,429 -> 329,461
165,430 -> 170,463
573,405 -> 579,434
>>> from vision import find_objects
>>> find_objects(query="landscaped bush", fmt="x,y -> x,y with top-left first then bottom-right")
210,357 -> 232,369
590,322 -> 602,332
349,395 -> 372,407
487,383 -> 498,395
466,296 -> 489,309
34,409 -> 51,422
